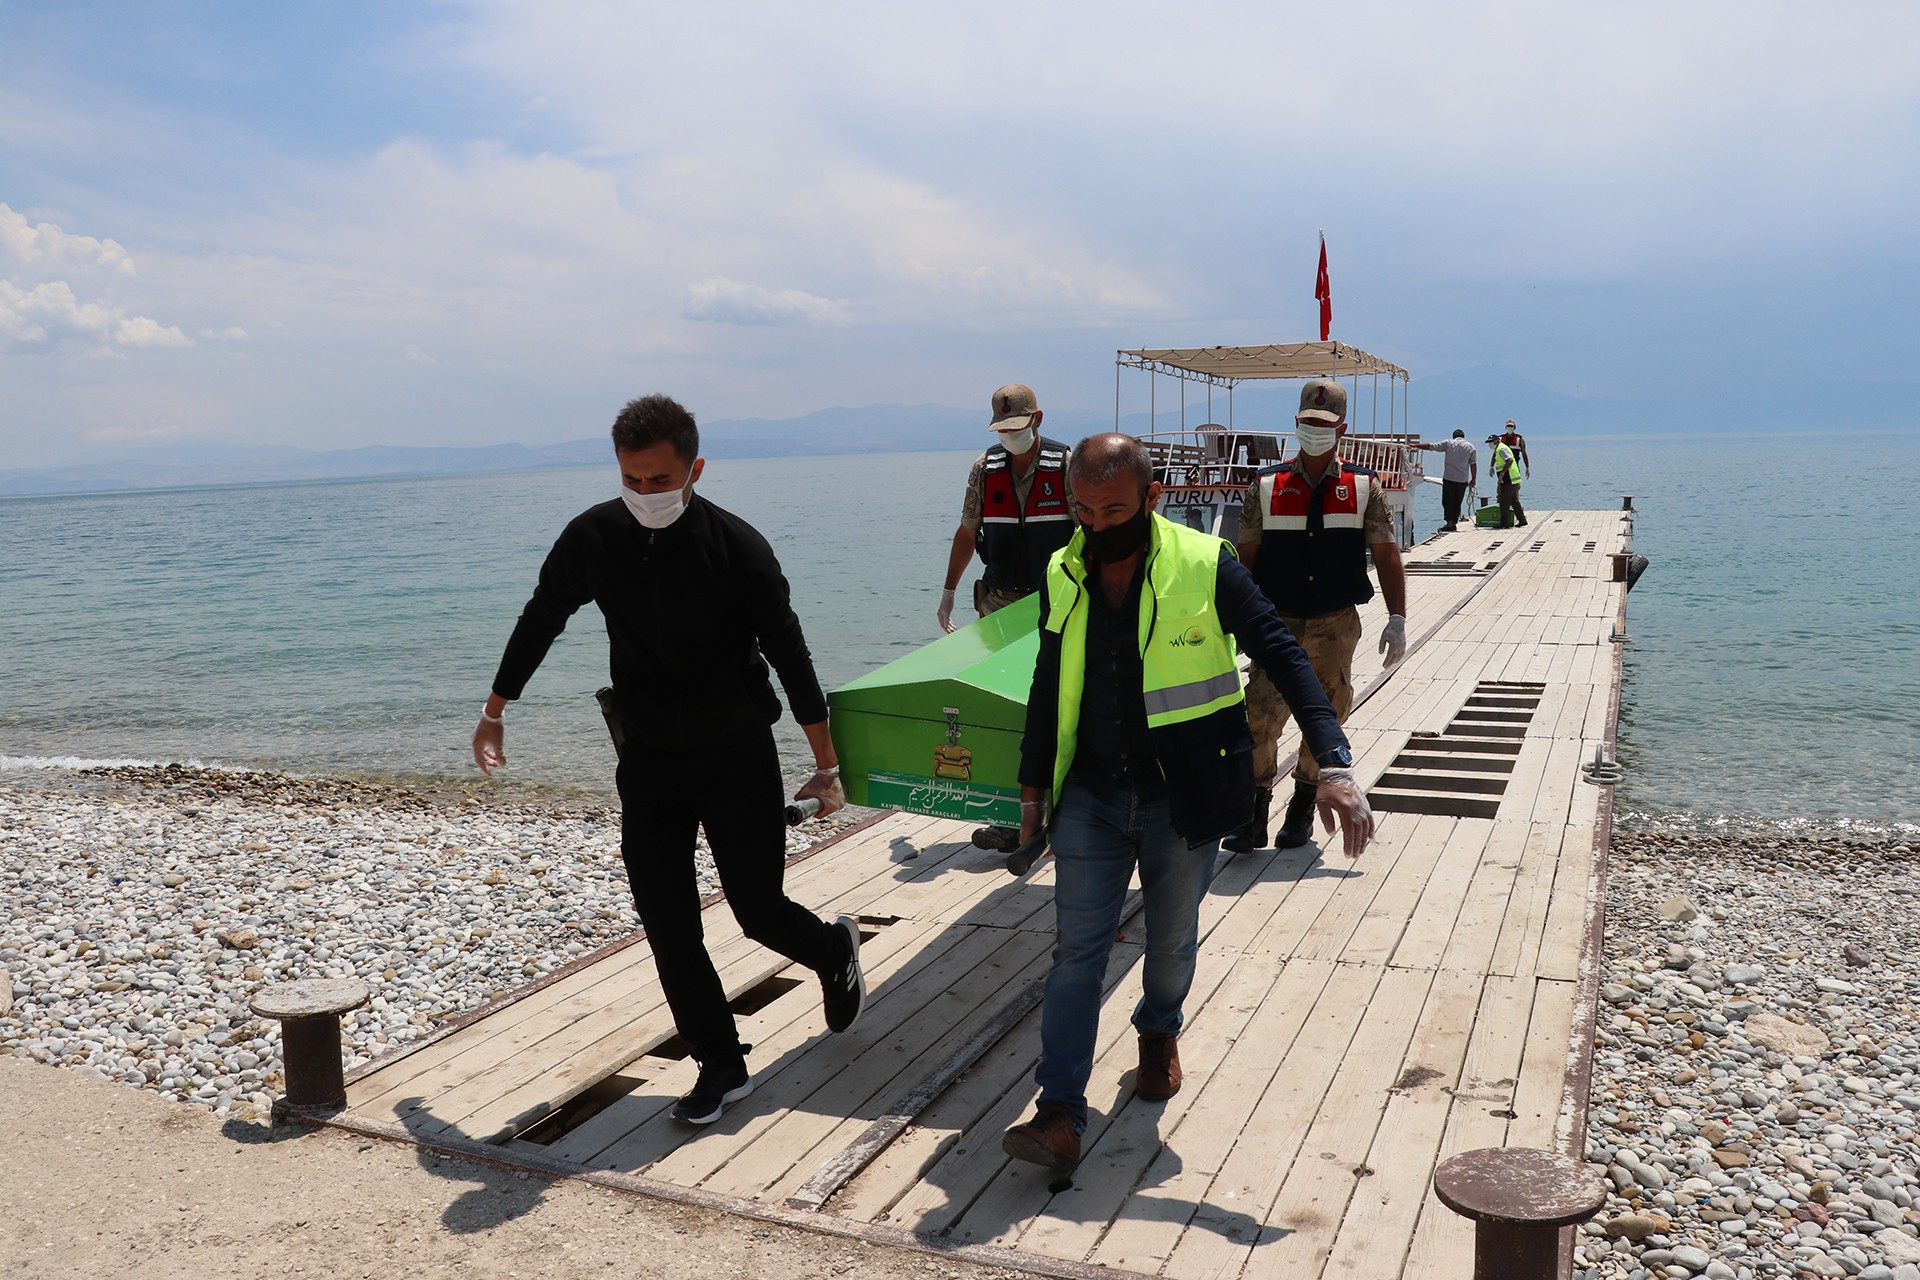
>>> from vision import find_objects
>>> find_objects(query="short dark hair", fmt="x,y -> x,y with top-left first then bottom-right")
1452,428 -> 1465,438
611,395 -> 699,463
1068,433 -> 1153,490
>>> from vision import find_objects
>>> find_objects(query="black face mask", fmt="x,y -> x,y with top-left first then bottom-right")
1084,500 -> 1151,563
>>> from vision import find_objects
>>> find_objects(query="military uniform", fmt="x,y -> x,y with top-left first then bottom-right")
1236,456 -> 1393,791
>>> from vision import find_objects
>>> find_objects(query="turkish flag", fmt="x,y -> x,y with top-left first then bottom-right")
1315,234 -> 1331,342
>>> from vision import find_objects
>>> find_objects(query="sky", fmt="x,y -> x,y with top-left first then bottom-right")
3,0 -> 1918,469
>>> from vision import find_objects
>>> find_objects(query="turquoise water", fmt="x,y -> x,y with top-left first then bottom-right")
2,431 -> 1915,830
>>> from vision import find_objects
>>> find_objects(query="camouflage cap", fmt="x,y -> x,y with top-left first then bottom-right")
1296,379 -> 1347,424
989,383 -> 1039,432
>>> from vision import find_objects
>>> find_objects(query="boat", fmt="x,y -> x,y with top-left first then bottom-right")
1117,340 -> 1423,549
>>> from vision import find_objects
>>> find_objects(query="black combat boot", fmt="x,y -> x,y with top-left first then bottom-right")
1220,787 -> 1272,854
1273,779 -> 1320,849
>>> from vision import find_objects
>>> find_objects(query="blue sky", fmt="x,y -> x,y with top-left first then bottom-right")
4,0 -> 1918,468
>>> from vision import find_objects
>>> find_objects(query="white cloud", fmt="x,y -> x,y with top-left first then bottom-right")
0,279 -> 191,350
403,344 -> 437,363
0,202 -> 136,278
198,326 -> 249,341
683,278 -> 848,327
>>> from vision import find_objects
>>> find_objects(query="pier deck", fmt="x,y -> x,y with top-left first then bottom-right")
332,506 -> 1634,1279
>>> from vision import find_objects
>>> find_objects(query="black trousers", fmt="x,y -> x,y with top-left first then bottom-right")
616,731 -> 839,1062
1440,479 -> 1468,527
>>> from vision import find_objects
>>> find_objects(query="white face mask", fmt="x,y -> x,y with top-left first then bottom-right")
1293,422 -> 1339,455
621,480 -> 692,529
997,426 -> 1036,454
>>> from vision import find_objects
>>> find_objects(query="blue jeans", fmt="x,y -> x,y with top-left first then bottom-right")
1034,774 -> 1218,1132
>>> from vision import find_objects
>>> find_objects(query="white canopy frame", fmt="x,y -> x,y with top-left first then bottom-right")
1115,340 -> 1412,438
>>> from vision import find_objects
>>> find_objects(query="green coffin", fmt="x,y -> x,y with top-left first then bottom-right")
828,594 -> 1040,825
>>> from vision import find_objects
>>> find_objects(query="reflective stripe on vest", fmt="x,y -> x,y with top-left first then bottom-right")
1492,443 -> 1522,484
1249,460 -> 1378,615
1042,514 -> 1243,805
1258,466 -> 1372,529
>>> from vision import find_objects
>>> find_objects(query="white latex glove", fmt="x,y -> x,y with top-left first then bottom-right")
1379,614 -> 1407,667
937,587 -> 957,634
1313,770 -> 1376,859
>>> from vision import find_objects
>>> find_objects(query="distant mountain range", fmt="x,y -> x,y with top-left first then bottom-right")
3,369 -> 1909,496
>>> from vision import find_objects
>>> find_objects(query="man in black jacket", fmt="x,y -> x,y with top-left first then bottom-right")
471,394 -> 864,1127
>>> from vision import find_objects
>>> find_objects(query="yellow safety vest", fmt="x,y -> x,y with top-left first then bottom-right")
1492,442 -> 1522,485
1042,514 -> 1244,806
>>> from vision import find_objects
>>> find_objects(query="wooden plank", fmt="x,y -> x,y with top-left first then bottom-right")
1484,823 -> 1563,980
1113,959 -> 1385,1276
1386,817 -> 1499,971
538,915 -> 947,1165
1434,819 -> 1531,977
869,938 -> 1147,1237
344,941 -> 659,1112
1339,812 -> 1462,967
1010,949 -> 1289,1262
828,998 -> 1050,1224
1182,964 -> 1436,1278
351,811 -> 933,1119
1319,966 -> 1487,1280
952,943 -> 1250,1249
1523,736 -> 1586,828
1509,977 -> 1580,1151
1247,817 -> 1409,961
418,947 -> 797,1143
1537,827 -> 1595,983
1083,958 -> 1342,1273
607,921 -> 1035,1181
712,928 -> 1058,1200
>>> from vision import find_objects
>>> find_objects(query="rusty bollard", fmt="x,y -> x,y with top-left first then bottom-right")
1433,1147 -> 1608,1280
251,977 -> 370,1117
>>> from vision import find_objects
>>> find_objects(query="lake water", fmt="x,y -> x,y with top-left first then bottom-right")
2,429 -> 1915,833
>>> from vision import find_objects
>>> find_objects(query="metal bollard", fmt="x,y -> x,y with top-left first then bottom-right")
251,977 -> 371,1116
1433,1147 -> 1608,1280
1621,495 -> 1634,511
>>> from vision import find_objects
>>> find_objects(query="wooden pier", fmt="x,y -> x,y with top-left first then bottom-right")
328,506 -> 1634,1279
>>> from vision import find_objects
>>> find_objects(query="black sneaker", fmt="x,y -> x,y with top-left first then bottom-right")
672,1051 -> 752,1125
822,915 -> 865,1033
971,825 -> 1021,852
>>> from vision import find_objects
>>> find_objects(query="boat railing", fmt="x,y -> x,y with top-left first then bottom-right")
1140,425 -> 1422,491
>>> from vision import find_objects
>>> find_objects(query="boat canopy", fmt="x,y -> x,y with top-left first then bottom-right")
1117,341 -> 1407,387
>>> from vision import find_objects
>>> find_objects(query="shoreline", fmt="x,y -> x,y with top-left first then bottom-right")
7,764 -> 1920,1277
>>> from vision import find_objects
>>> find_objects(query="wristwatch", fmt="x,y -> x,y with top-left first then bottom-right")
1315,745 -> 1355,769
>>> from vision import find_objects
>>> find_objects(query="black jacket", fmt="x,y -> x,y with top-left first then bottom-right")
1019,543 -> 1350,847
491,494 -> 827,747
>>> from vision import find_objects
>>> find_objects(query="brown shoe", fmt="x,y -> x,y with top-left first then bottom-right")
1002,1103 -> 1081,1171
1135,1031 -> 1182,1101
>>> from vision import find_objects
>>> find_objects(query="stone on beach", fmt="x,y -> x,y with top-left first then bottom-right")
1742,1012 -> 1833,1058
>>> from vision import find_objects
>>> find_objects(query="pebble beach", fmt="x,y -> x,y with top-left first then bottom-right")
0,764 -> 852,1122
5,764 -> 1920,1279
